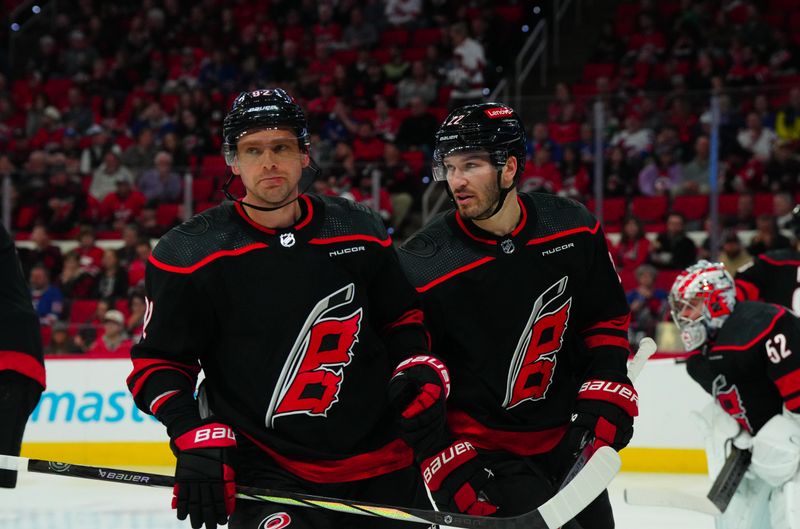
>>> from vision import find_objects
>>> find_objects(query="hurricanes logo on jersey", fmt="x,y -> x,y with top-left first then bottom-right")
503,276 -> 571,409
266,284 -> 362,427
713,375 -> 753,433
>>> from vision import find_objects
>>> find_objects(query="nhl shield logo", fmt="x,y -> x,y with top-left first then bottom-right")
279,233 -> 296,248
500,238 -> 515,254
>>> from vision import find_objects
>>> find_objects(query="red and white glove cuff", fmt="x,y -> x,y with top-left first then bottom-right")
393,355 -> 451,398
420,440 -> 477,491
173,423 -> 237,451
578,379 -> 639,417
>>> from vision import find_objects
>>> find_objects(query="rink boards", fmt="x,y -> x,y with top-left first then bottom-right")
20,357 -> 712,473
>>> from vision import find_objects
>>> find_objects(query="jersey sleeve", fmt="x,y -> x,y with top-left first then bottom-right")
126,259 -> 210,433
735,257 -> 766,301
0,224 -> 44,389
575,222 -> 631,379
764,310 -> 800,414
368,236 -> 430,362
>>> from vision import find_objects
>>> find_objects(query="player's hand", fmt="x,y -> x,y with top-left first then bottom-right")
562,378 -> 638,456
420,440 -> 498,516
171,421 -> 237,529
387,355 -> 451,457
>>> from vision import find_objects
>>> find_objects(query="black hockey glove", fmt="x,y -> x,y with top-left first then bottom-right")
560,378 -> 638,463
171,421 -> 237,529
0,371 -> 42,488
420,440 -> 498,516
387,354 -> 451,457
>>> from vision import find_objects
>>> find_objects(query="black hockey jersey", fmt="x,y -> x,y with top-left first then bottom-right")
686,301 -> 800,434
127,195 -> 429,483
398,193 -> 631,456
735,248 -> 800,314
0,224 -> 44,388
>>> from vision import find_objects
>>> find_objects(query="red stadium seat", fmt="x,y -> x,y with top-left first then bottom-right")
631,196 -> 668,224
69,300 -> 99,323
655,269 -> 682,292
495,5 -> 524,24
332,49 -> 358,66
754,192 -> 774,216
15,206 -> 37,231
156,204 -> 180,227
380,29 -> 409,47
115,298 -> 131,319
192,178 -> 215,202
671,195 -> 709,222
402,47 -> 427,62
372,49 -> 391,64
603,197 -> 628,225
582,63 -> 616,82
718,193 -> 739,216
401,151 -> 425,175
619,269 -> 637,291
200,155 -> 228,179
195,201 -> 217,213
412,28 -> 443,46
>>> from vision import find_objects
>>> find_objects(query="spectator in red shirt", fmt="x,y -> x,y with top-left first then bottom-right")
350,172 -> 393,225
100,179 -> 146,231
548,103 -> 581,145
85,309 -> 132,357
352,122 -> 385,162
312,4 -> 341,49
18,225 -> 63,281
71,225 -> 104,275
127,238 -> 152,289
29,106 -> 65,151
614,216 -> 651,273
519,145 -> 561,194
307,77 -> 339,115
38,166 -> 86,235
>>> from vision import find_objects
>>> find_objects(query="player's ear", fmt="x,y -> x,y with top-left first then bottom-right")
301,152 -> 310,168
231,159 -> 241,176
502,156 -> 517,187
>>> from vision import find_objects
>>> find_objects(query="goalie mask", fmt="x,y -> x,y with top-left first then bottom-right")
669,260 -> 736,352
433,102 -> 527,219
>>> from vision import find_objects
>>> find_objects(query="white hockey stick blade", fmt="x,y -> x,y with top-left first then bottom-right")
540,446 -> 621,528
627,337 -> 656,381
623,487 -> 722,516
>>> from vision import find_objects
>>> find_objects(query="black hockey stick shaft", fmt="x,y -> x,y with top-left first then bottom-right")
0,447 -> 621,529
706,445 -> 751,512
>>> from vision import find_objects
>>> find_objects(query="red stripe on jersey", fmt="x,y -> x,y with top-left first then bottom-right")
511,197 -> 528,236
785,394 -> 800,412
148,243 -> 268,274
240,432 -> 414,483
234,195 -> 315,233
416,256 -> 496,293
760,255 -> 800,267
455,213 -> 495,245
294,195 -> 314,230
526,220 -> 600,247
447,409 -> 567,456
775,371 -> 800,399
582,313 -> 631,334
0,350 -> 46,388
150,390 -> 181,415
309,234 -> 392,246
127,358 -> 200,397
734,278 -> 760,301
583,334 -> 630,351
383,309 -> 425,332
711,308 -> 785,353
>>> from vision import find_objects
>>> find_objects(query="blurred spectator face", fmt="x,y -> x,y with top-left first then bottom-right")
78,229 -> 95,248
409,97 -> 427,116
737,194 -> 754,217
623,218 -> 642,240
135,241 -> 152,261
30,267 -> 48,289
722,235 -> 742,257
30,225 -> 49,247
774,141 -> 791,162
411,61 -> 426,79
50,169 -> 69,187
580,123 -> 593,142
695,136 -> 710,159
104,152 -> 120,171
754,95 -> 769,114
625,114 -> 641,132
554,82 -> 569,101
102,249 -> 118,270
449,23 -> 467,45
122,225 -> 139,246
104,319 -> 124,339
774,194 -> 793,216
635,266 -> 656,288
790,88 -> 800,109
350,8 -> 364,26
154,152 -> 173,174
756,215 -> 775,233
358,123 -> 374,139
27,150 -> 47,174
282,40 -> 298,59
666,214 -> 684,236
130,295 -> 146,316
534,147 -> 551,165
746,112 -> 761,131
138,129 -> 155,147
384,142 -> 400,162
533,123 -> 548,142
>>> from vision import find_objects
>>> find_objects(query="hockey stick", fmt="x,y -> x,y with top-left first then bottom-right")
559,337 -> 656,489
0,447 -> 619,529
623,444 -> 751,516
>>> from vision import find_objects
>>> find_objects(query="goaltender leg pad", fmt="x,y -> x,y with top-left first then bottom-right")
752,414 -> 800,488
715,473 -> 772,529
770,474 -> 800,529
693,402 -> 748,480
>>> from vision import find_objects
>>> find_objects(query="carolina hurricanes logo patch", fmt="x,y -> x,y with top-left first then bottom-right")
713,375 -> 753,433
265,284 -> 362,427
259,512 -> 292,529
503,277 -> 571,409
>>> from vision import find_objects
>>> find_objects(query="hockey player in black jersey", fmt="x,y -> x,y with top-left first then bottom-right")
670,260 -> 800,529
0,223 -> 45,488
736,205 -> 800,314
127,89 -> 455,529
396,103 -> 636,528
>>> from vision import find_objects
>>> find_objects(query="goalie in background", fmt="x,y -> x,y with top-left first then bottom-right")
670,260 -> 800,529
0,222 -> 45,488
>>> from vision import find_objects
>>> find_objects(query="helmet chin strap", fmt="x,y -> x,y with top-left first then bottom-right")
473,167 -> 514,221
222,158 -> 321,212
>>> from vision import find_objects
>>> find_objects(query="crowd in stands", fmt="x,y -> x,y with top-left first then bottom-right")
3,0 -> 800,353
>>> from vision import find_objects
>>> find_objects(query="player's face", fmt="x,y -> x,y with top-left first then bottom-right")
232,128 -> 309,207
443,152 -> 513,219
678,297 -> 705,321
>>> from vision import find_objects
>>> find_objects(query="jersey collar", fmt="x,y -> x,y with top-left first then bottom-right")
452,196 -> 529,247
233,194 -> 319,237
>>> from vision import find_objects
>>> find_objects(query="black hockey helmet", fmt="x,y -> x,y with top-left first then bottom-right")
432,102 -> 527,182
222,88 -> 310,165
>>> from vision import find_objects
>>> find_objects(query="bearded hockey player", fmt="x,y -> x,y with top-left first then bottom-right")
0,223 -> 45,488
397,102 -> 636,528
127,88 -> 459,529
736,205 -> 800,314
670,260 -> 800,529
